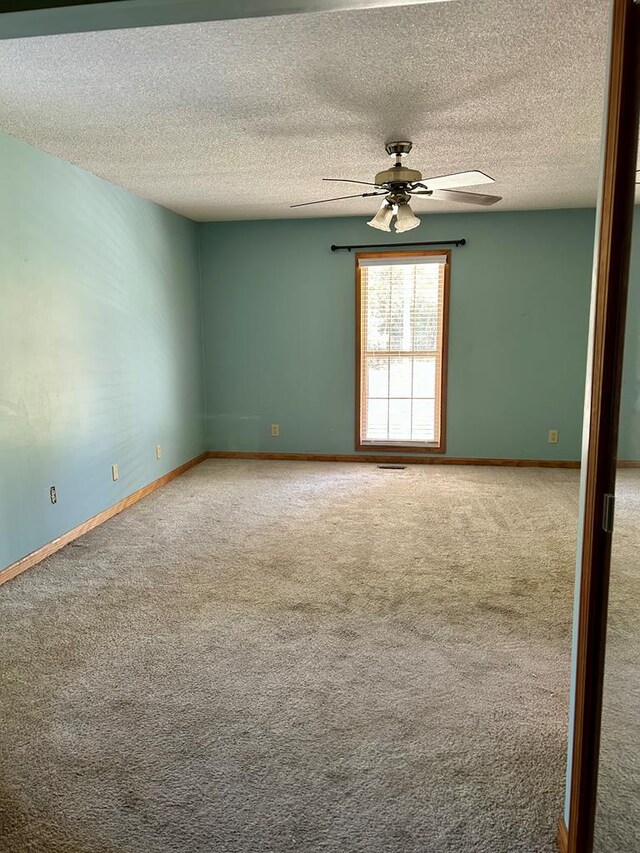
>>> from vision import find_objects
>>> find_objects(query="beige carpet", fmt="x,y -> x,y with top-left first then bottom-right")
0,460 -> 580,852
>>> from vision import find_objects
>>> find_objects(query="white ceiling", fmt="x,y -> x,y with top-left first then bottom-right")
0,0 -> 612,221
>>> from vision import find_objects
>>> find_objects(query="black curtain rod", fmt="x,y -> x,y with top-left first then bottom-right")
330,239 -> 466,252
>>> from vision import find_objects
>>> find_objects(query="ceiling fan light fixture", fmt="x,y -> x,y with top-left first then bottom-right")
394,202 -> 420,232
367,202 -> 394,232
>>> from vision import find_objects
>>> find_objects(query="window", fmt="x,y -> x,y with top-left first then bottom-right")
356,251 -> 449,452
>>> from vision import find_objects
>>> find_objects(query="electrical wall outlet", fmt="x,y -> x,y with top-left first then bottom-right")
50,486 -> 57,505
548,429 -> 559,445
112,464 -> 119,481
156,444 -> 162,459
271,424 -> 280,437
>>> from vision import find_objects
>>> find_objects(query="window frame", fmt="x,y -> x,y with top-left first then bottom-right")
355,249 -> 450,453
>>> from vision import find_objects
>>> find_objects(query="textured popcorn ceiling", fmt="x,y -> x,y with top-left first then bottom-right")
0,0 -> 613,221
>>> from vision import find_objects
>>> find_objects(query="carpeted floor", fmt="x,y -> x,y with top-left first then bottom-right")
0,460 -> 581,853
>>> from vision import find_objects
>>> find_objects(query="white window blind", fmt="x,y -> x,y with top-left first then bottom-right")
358,254 -> 447,448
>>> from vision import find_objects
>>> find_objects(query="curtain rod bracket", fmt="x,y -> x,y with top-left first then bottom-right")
330,239 -> 466,252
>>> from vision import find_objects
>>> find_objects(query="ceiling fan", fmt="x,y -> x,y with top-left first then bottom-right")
291,141 -> 502,232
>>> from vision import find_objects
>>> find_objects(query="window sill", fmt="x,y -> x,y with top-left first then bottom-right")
356,441 -> 445,454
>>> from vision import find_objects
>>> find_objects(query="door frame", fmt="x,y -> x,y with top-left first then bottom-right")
566,1 -> 640,850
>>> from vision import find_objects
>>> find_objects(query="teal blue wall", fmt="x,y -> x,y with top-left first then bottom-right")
0,132 -> 205,571
199,210 -> 597,460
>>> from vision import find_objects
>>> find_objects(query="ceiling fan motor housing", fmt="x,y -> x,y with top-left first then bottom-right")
375,165 -> 423,186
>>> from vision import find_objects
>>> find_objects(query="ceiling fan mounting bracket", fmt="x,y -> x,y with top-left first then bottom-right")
385,141 -> 413,158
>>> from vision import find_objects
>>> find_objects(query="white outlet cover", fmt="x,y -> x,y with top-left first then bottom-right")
112,464 -> 119,481
156,445 -> 162,459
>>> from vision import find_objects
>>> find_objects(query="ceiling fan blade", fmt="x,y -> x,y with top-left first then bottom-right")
417,188 -> 502,206
323,178 -> 382,187
417,170 -> 495,191
290,191 -> 385,208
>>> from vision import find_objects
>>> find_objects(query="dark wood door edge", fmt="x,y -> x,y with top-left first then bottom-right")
567,1 -> 640,851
